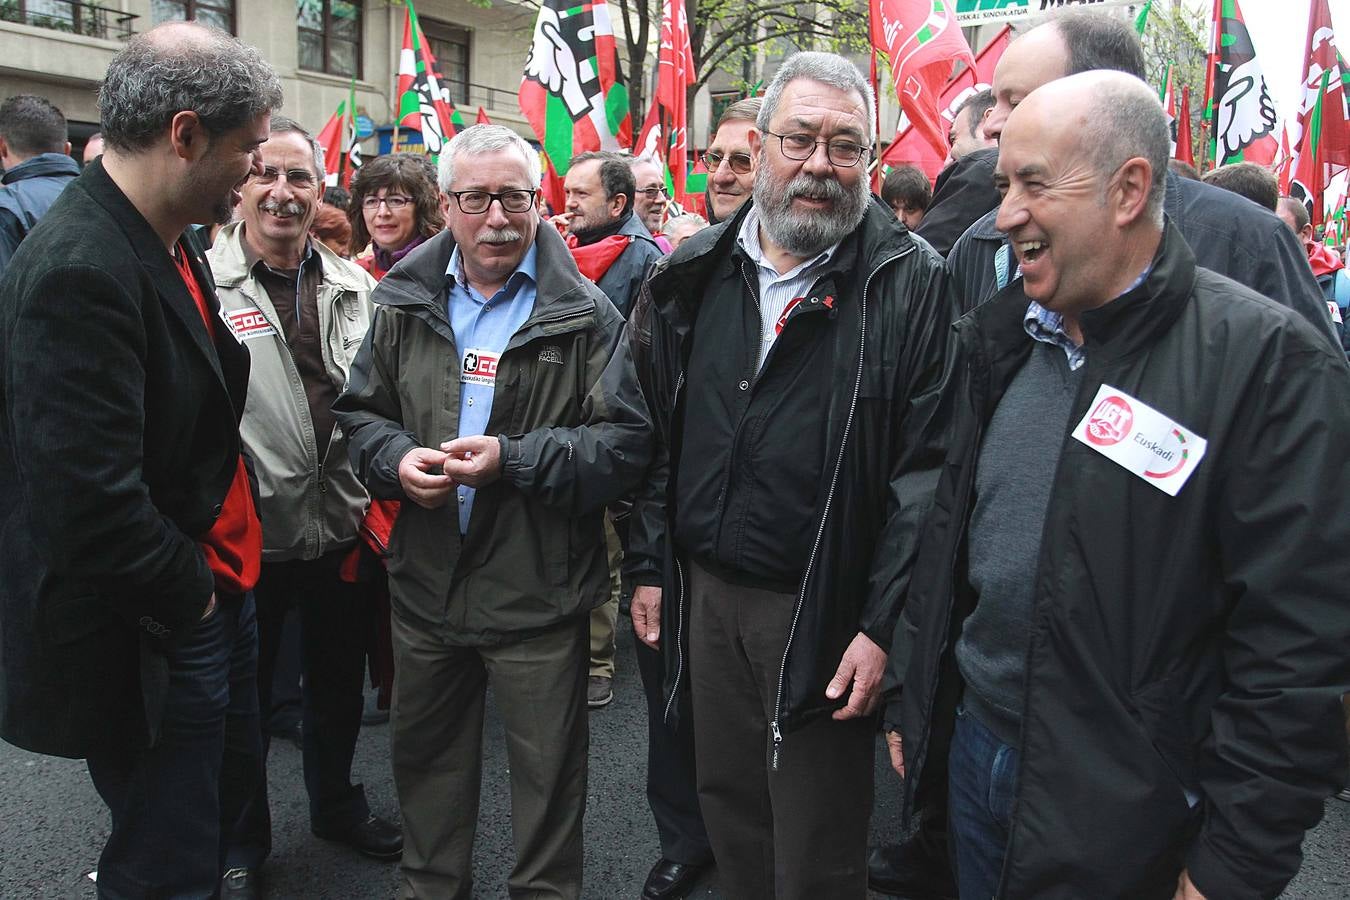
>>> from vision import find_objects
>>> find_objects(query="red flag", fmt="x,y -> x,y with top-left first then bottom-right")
1275,124 -> 1293,195
634,98 -> 664,161
315,98 -> 357,189
1295,70 -> 1332,228
880,25 -> 1010,178
1177,85 -> 1195,167
656,0 -> 697,203
1207,0 -> 1279,166
476,106 -> 492,125
870,0 -> 975,169
1292,0 -> 1350,172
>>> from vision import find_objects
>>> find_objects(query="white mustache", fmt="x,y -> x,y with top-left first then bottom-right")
261,199 -> 304,217
480,229 -> 523,245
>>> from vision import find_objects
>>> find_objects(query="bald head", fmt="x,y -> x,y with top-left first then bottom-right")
985,13 -> 1146,142
1009,71 -> 1168,226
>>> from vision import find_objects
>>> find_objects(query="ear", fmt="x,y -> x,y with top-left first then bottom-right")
168,111 -> 208,162
1113,157 -> 1153,227
439,192 -> 452,219
610,191 -> 628,217
747,127 -> 763,160
0,136 -> 9,161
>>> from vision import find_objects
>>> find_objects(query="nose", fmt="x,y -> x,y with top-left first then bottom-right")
484,198 -> 511,228
801,140 -> 833,177
994,185 -> 1027,235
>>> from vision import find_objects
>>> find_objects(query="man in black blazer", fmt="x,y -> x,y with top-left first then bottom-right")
0,23 -> 282,899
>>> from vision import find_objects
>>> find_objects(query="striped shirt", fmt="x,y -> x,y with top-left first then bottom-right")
736,207 -> 840,371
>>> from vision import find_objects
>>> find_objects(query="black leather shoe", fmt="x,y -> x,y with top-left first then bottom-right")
219,866 -> 259,900
867,834 -> 958,899
313,814 -> 403,861
642,857 -> 709,900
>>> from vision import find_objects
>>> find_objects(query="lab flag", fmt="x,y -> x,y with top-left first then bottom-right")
1206,0 -> 1278,166
1292,0 -> 1350,173
1294,70 -> 1332,228
871,0 -> 976,166
1176,85 -> 1194,167
397,0 -> 466,156
520,0 -> 632,178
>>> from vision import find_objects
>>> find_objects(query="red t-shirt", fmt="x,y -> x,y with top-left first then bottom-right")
174,245 -> 262,594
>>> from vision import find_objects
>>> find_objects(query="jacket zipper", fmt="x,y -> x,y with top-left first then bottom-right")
663,370 -> 687,725
708,264 -> 763,534
770,248 -> 911,770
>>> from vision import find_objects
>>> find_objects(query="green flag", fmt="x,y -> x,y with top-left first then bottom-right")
1134,0 -> 1153,36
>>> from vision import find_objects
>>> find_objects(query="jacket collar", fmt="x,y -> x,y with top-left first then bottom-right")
647,196 -> 916,336
210,220 -> 371,293
372,219 -> 595,322
962,220 -> 1196,369
76,158 -> 226,382
1,152 -> 80,184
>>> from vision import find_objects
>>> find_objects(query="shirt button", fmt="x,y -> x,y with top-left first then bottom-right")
459,495 -> 466,503
467,397 -> 474,406
738,380 -> 749,391
484,305 -> 492,312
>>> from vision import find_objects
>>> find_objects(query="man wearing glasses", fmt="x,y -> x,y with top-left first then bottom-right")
630,154 -> 672,246
334,124 -> 651,898
627,52 -> 950,898
208,116 -> 399,895
702,98 -> 761,224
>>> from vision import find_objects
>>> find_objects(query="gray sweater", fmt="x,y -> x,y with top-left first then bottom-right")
956,339 -> 1083,746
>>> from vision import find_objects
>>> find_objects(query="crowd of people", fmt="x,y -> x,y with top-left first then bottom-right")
0,10 -> 1347,900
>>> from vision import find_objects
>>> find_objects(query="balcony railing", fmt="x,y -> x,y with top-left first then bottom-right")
0,1 -> 137,41
450,81 -> 521,115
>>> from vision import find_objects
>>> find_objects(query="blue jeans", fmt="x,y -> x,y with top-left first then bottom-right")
947,705 -> 1020,900
87,593 -> 262,899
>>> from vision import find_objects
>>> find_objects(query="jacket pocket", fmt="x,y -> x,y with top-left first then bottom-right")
1131,675 -> 1201,815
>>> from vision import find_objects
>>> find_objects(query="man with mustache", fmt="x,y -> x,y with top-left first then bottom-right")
208,116 -> 397,897
0,23 -> 280,897
704,98 -> 760,224
627,51 -> 950,898
334,124 -> 651,898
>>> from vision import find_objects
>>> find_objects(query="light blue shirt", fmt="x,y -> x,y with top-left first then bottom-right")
446,242 -> 538,533
1022,267 -> 1151,373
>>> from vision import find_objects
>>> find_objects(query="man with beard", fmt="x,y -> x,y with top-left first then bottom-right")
627,51 -> 950,898
0,23 -> 281,897
631,154 -> 672,250
333,125 -> 651,898
209,117 -> 397,897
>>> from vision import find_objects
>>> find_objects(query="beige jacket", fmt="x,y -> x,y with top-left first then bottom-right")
209,221 -> 376,562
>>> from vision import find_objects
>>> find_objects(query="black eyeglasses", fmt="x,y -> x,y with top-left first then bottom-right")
763,131 -> 868,168
361,195 -> 413,210
253,167 -> 317,187
637,186 -> 668,200
702,150 -> 753,175
447,189 -> 537,214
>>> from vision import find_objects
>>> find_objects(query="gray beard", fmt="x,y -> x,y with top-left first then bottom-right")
752,168 -> 868,258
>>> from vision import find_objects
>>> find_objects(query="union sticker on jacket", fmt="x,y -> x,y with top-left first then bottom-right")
223,306 -> 277,342
1071,384 -> 1207,497
461,348 -> 500,386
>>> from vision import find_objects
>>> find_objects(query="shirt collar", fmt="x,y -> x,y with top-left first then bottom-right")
735,206 -> 838,280
446,240 -> 538,300
241,230 -> 317,278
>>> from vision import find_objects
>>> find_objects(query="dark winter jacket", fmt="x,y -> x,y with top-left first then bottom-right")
333,224 -> 651,645
626,200 -> 952,745
947,170 -> 1337,350
594,211 -> 663,318
915,147 -> 1000,258
0,159 -> 250,758
0,152 -> 80,278
888,224 -> 1350,900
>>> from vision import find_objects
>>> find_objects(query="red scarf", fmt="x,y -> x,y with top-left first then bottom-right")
174,247 -> 262,594
1308,242 -> 1344,279
566,233 -> 631,283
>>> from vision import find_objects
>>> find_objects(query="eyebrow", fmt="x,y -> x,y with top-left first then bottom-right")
781,116 -> 865,141
1015,164 -> 1050,179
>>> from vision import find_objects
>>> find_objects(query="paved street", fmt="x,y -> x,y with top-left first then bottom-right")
2,620 -> 1347,899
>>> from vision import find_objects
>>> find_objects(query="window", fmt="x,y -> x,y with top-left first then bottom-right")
422,18 -> 469,106
297,0 -> 361,78
151,0 -> 235,33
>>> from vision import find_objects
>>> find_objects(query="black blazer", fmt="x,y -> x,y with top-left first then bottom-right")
0,159 -> 250,758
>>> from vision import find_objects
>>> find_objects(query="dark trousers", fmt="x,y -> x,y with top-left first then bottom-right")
635,636 -> 712,865
947,705 -> 1019,900
390,611 -> 589,900
87,592 -> 262,900
227,552 -> 372,868
687,562 -> 874,900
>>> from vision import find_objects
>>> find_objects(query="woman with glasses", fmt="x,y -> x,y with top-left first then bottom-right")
348,153 -> 445,280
